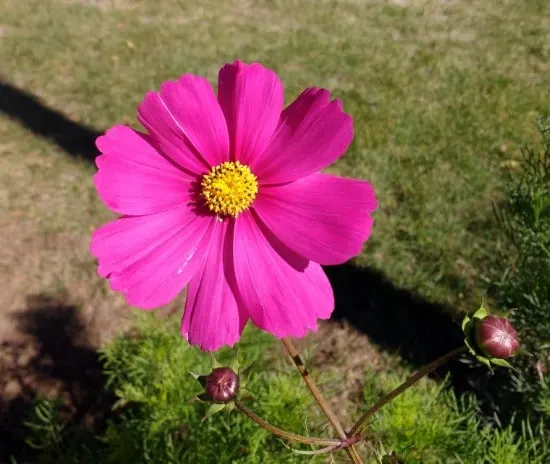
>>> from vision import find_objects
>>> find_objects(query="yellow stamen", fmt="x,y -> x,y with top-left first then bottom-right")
201,161 -> 258,217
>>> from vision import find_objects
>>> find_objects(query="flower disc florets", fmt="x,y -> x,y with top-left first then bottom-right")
201,161 -> 258,217
92,61 -> 379,352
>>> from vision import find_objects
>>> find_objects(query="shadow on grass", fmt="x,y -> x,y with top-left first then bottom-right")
0,294 -> 114,462
326,264 -> 463,366
0,81 -> 101,162
326,263 -> 522,422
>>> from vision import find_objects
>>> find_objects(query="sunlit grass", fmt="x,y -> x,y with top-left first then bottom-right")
2,0 -> 549,315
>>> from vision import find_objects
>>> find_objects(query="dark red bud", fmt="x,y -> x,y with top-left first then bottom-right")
205,367 -> 239,403
475,315 -> 520,359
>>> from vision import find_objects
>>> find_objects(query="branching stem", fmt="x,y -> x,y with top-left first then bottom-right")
349,345 -> 467,436
234,400 -> 340,447
281,338 -> 364,464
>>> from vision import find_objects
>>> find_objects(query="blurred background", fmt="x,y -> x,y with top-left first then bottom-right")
1,0 -> 549,462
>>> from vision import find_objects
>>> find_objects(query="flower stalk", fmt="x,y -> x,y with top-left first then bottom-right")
234,400 -> 340,447
349,345 -> 467,436
281,338 -> 364,464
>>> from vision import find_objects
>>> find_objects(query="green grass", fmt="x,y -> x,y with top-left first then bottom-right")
1,1 -> 550,460
2,0 -> 549,314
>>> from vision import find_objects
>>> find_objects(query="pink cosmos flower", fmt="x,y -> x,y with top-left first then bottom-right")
91,60 -> 377,351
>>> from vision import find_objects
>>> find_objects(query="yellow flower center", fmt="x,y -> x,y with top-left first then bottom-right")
200,161 -> 258,217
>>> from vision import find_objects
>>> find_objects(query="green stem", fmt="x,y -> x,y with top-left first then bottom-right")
234,400 -> 340,447
283,445 -> 340,456
349,346 -> 468,436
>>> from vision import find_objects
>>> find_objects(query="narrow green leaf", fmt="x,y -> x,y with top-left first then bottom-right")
239,361 -> 256,386
472,304 -> 488,321
464,337 -> 477,357
461,315 -> 471,333
229,348 -> 240,372
476,355 -> 493,371
238,388 -> 255,401
491,358 -> 514,369
201,403 -> 225,422
209,353 -> 222,369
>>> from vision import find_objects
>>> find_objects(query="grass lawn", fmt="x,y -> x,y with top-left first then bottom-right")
1,0 -> 549,459
2,0 -> 549,313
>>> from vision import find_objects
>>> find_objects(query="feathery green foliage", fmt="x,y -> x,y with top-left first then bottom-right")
491,116 -> 550,422
361,371 -> 550,463
21,316 -> 327,464
493,116 -> 550,350
19,315 -> 550,463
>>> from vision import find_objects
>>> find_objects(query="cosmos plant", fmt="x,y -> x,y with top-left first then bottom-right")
91,61 -> 520,462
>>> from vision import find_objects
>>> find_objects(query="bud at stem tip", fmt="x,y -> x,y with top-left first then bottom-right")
475,315 -> 520,359
205,367 -> 239,403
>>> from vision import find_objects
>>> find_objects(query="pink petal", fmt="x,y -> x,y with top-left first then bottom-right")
232,211 -> 333,338
255,88 -> 353,184
158,75 -> 230,166
182,220 -> 247,351
137,74 -> 230,173
254,173 -> 377,265
94,125 -> 194,216
217,60 -> 283,166
91,206 -> 214,309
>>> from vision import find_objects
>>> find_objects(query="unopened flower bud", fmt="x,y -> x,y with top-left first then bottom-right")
205,367 -> 239,403
475,315 -> 520,359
